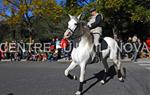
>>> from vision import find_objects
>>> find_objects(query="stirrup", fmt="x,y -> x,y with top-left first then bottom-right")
93,55 -> 99,63
99,52 -> 102,62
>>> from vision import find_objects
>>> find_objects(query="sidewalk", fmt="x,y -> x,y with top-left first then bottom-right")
0,59 -> 27,62
57,58 -> 150,63
134,58 -> 150,64
0,58 -> 149,64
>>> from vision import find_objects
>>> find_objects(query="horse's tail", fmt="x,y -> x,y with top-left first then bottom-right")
116,41 -> 121,61
109,39 -> 120,60
104,37 -> 120,60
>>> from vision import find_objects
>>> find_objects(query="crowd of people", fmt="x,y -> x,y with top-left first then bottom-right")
120,35 -> 150,61
0,35 -> 150,62
0,37 -> 72,62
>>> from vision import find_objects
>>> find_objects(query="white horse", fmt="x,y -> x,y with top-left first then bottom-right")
64,14 -> 124,95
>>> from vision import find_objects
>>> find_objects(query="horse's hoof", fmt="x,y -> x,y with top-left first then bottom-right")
119,77 -> 124,82
122,67 -> 126,79
100,80 -> 105,85
83,81 -> 87,84
75,91 -> 81,95
73,75 -> 77,80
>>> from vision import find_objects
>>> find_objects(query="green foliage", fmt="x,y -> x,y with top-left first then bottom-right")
0,0 -> 150,42
95,0 -> 150,22
0,0 -> 64,41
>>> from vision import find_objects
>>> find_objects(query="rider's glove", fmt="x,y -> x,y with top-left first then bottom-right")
87,24 -> 91,29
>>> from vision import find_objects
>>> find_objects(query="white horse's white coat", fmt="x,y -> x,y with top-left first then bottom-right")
64,14 -> 123,95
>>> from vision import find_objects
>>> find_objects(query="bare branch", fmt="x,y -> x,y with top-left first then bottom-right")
6,0 -> 20,8
25,0 -> 29,9
29,0 -> 32,5
0,11 -> 11,18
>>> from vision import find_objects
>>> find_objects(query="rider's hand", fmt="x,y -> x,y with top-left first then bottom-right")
87,22 -> 92,29
87,25 -> 92,30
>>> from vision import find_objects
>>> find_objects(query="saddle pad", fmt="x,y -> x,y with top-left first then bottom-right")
100,38 -> 108,50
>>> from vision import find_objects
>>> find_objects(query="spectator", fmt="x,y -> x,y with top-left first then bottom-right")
131,35 -> 140,62
145,37 -> 150,58
42,53 -> 48,61
0,48 -> 2,61
53,50 -> 58,61
18,40 -> 24,60
126,37 -> 132,58
55,37 -> 61,59
60,37 -> 69,49
0,48 -> 5,61
50,38 -> 56,52
48,51 -> 53,62
132,35 -> 138,43
10,41 -> 16,61
60,37 -> 70,60
146,37 -> 150,50
4,41 -> 9,59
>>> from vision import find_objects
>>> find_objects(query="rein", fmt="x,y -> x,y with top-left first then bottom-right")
67,28 -> 74,33
70,22 -> 86,40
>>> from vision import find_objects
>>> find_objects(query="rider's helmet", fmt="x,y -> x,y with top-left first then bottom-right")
89,7 -> 96,13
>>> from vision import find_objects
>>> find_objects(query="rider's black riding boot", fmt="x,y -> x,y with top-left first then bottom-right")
96,45 -> 102,61
92,45 -> 102,63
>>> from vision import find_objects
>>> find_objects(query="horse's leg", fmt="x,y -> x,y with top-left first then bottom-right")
113,58 -> 124,82
100,58 -> 109,84
64,61 -> 78,80
75,63 -> 86,95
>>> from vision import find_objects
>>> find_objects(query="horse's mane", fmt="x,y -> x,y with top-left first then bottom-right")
78,21 -> 93,45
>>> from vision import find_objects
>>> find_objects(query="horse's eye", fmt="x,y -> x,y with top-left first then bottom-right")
75,23 -> 78,26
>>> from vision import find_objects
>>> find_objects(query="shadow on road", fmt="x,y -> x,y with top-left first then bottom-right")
82,65 -> 116,94
7,93 -> 14,95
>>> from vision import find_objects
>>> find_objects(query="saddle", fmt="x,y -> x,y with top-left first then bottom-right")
92,37 -> 108,51
99,37 -> 108,50
91,37 -> 108,64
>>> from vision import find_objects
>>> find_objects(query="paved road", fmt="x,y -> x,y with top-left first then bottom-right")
0,60 -> 150,95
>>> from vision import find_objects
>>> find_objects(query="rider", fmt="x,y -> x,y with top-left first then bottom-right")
87,7 -> 103,59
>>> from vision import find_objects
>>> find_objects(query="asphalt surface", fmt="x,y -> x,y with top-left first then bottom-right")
0,60 -> 150,95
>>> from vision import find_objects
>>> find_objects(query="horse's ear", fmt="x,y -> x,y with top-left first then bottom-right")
68,14 -> 73,19
77,14 -> 82,20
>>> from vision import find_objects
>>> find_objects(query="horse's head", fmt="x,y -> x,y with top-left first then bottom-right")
64,14 -> 81,38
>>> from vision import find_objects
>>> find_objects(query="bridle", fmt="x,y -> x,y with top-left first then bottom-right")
67,22 -> 86,40
67,22 -> 79,34
67,27 -> 75,33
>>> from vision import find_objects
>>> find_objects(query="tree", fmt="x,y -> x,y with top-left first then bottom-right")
84,0 -> 150,39
0,0 -> 63,42
0,21 -> 10,42
0,0 -> 150,41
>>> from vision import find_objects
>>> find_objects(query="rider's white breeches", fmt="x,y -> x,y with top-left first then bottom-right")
90,27 -> 102,46
93,34 -> 100,46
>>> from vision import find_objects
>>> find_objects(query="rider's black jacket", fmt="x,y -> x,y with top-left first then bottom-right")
89,14 -> 102,30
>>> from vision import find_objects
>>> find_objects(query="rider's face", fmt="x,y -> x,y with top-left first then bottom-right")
91,11 -> 96,16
